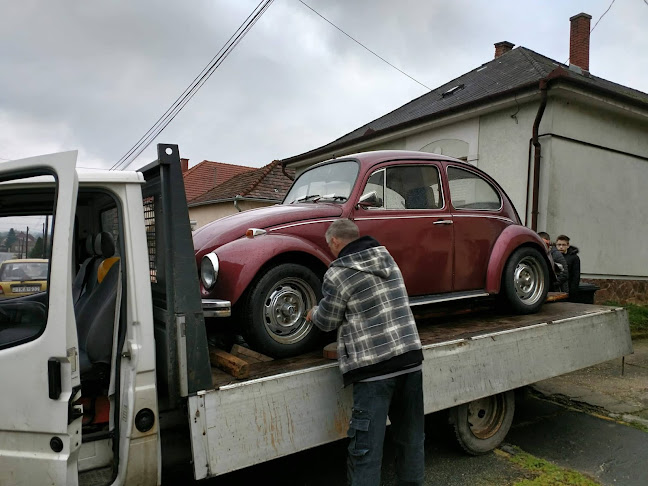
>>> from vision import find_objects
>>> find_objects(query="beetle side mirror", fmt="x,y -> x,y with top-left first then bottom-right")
356,191 -> 382,209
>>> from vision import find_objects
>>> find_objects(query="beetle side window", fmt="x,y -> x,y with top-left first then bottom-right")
447,167 -> 501,210
387,166 -> 442,210
359,169 -> 385,208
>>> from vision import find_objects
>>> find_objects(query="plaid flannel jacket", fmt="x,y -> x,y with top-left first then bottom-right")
311,244 -> 421,376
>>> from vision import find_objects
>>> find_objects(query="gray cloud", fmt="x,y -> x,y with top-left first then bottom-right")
1,0 -> 646,169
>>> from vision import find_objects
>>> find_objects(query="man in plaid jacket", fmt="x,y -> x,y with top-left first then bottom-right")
307,219 -> 424,486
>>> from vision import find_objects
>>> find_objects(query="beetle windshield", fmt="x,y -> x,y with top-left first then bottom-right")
283,161 -> 359,204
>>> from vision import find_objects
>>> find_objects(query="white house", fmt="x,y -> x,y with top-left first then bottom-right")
282,13 -> 648,304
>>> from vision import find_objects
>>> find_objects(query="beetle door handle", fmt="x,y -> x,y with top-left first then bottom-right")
433,220 -> 453,225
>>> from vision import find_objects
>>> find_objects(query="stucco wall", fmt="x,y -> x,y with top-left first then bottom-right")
539,137 -> 648,278
476,103 -> 539,219
189,200 -> 275,229
537,96 -> 648,279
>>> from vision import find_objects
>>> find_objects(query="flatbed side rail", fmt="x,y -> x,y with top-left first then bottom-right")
189,305 -> 632,479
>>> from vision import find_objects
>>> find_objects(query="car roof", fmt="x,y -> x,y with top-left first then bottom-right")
309,150 -> 472,171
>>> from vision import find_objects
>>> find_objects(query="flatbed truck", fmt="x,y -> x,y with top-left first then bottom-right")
0,145 -> 632,485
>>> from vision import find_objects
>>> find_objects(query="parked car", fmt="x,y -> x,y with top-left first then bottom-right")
0,258 -> 49,299
194,151 -> 553,357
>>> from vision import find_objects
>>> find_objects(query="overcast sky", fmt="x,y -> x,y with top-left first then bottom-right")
1,0 -> 646,170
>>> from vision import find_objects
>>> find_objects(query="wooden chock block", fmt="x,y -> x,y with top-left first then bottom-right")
323,342 -> 338,360
209,348 -> 250,379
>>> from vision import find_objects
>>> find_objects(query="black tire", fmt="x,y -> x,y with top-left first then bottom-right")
241,263 -> 323,358
450,391 -> 515,455
501,247 -> 549,314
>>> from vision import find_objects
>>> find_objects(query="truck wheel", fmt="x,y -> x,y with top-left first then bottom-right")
450,391 -> 515,455
502,247 -> 549,314
242,263 -> 323,358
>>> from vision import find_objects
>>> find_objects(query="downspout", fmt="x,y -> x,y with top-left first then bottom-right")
530,79 -> 548,231
233,195 -> 242,212
281,162 -> 294,181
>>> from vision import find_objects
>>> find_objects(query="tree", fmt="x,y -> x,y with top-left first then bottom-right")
28,237 -> 44,258
5,228 -> 17,249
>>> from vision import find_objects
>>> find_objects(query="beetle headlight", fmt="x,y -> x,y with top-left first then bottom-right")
201,253 -> 219,290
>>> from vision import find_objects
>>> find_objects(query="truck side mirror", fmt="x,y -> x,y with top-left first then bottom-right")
356,191 -> 382,209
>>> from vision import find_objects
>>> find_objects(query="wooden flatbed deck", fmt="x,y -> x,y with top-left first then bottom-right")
210,302 -> 613,388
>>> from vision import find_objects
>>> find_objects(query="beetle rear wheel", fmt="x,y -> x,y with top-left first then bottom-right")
502,247 -> 549,314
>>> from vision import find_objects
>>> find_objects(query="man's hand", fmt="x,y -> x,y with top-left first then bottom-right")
306,307 -> 314,322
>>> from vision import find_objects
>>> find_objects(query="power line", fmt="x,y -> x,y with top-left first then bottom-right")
296,0 -> 431,91
590,0 -> 617,34
112,0 -> 276,170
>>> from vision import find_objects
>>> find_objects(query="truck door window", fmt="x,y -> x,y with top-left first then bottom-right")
0,181 -> 55,348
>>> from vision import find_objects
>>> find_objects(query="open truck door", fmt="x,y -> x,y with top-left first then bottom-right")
0,152 -> 81,485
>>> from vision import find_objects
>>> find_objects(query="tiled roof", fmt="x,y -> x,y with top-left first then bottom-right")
190,160 -> 295,205
183,160 -> 255,202
284,46 -> 648,165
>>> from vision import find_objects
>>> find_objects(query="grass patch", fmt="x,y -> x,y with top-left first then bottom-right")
604,301 -> 648,339
499,446 -> 600,485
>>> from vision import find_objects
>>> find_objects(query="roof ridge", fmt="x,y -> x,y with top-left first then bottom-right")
241,160 -> 280,196
516,46 -> 561,77
183,159 -> 255,179
201,159 -> 256,170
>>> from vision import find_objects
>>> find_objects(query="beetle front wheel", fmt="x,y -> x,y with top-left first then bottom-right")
242,263 -> 323,358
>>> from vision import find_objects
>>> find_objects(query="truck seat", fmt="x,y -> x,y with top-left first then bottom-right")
75,233 -> 120,384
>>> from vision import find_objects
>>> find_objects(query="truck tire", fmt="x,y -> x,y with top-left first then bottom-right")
450,391 -> 515,455
502,247 -> 549,314
242,263 -> 323,358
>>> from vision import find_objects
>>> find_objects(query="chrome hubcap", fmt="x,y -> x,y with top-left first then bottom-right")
514,256 -> 544,305
263,277 -> 316,344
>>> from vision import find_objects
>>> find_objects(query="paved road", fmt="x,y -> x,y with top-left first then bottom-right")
162,390 -> 648,485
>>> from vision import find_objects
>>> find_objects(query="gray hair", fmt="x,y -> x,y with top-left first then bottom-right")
325,219 -> 359,244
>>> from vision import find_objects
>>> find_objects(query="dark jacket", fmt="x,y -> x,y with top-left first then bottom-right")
550,247 -> 569,292
311,236 -> 423,386
563,246 -> 581,297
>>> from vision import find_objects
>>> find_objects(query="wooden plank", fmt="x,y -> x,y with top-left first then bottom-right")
209,348 -> 250,379
231,344 -> 274,363
546,292 -> 568,302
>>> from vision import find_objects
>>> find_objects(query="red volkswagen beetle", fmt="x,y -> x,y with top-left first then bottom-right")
194,151 -> 552,357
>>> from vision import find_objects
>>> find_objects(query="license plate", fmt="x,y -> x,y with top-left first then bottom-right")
11,285 -> 40,293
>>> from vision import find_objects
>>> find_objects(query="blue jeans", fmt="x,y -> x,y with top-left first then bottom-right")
347,370 -> 425,486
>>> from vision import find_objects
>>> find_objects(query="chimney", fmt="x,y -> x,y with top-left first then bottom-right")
180,158 -> 189,173
494,41 -> 514,58
569,13 -> 592,71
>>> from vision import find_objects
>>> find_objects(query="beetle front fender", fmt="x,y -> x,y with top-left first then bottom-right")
485,226 -> 550,294
203,233 -> 332,307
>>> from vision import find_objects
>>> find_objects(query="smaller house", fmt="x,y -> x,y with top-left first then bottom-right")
181,158 -> 255,203
1,232 -> 36,254
188,160 -> 295,229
